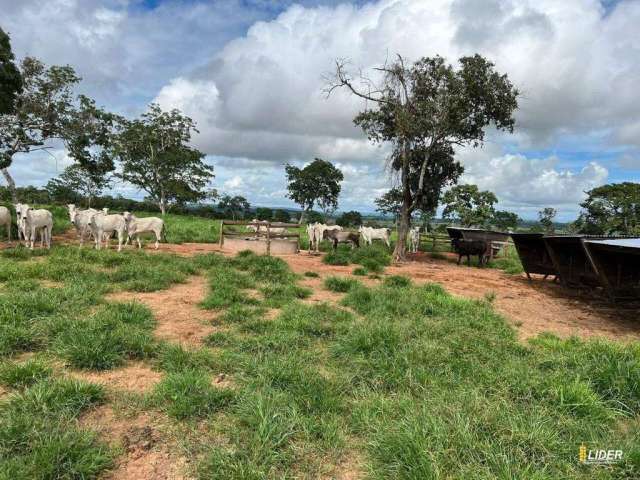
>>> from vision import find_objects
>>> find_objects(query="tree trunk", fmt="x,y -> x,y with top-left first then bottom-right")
159,200 -> 166,216
392,146 -> 412,262
1,168 -> 18,204
298,209 -> 306,225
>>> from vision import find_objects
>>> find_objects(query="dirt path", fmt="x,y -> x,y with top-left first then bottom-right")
106,276 -> 216,345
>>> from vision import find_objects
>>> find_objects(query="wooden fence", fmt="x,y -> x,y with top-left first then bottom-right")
218,220 -> 301,256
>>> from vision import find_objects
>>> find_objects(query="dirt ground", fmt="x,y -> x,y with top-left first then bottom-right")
154,242 -> 639,342
106,276 -> 216,345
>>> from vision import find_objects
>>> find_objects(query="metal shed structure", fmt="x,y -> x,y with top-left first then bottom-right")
542,235 -> 602,288
510,233 -> 556,280
582,238 -> 640,301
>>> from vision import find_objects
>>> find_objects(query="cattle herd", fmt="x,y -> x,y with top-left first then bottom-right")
2,204 -> 165,251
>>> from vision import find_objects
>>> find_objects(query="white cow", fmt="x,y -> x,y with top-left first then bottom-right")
123,212 -> 165,250
14,203 -> 27,242
19,205 -> 53,249
247,219 -> 287,236
89,212 -> 127,251
0,206 -> 11,241
307,223 -> 342,253
409,226 -> 421,253
68,204 -> 99,247
359,226 -> 391,248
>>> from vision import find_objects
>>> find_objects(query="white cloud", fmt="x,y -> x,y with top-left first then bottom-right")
2,0 -> 639,217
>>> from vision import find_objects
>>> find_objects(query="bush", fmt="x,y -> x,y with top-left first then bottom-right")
322,250 -> 351,266
324,276 -> 360,293
352,267 -> 367,276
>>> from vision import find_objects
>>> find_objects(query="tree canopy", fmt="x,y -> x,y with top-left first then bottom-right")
538,207 -> 557,234
285,158 -> 343,223
218,194 -> 250,220
46,163 -> 112,207
330,54 -> 518,260
492,210 -> 520,231
0,27 -> 22,115
574,183 -> 640,235
442,184 -> 498,227
336,210 -> 363,228
0,57 -> 80,201
114,104 -> 214,215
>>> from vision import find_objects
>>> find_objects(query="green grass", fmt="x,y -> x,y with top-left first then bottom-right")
324,276 -> 361,293
151,370 -> 235,419
0,222 -> 637,479
323,244 -> 391,274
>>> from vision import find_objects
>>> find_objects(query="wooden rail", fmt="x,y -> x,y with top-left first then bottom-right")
219,220 -> 300,255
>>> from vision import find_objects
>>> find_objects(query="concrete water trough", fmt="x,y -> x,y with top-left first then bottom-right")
218,220 -> 300,256
510,233 -> 557,280
222,236 -> 299,255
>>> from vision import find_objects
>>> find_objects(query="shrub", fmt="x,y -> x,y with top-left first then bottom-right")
352,267 -> 367,276
0,360 -> 52,389
383,275 -> 412,288
324,276 -> 361,293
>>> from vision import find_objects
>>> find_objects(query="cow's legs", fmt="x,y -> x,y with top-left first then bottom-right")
117,231 -> 123,252
137,236 -> 143,249
154,231 -> 160,250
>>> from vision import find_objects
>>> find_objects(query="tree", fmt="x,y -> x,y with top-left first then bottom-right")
218,194 -> 250,220
329,54 -> 518,260
63,95 -> 121,184
115,104 -> 214,215
0,57 -> 80,202
255,207 -> 273,221
272,209 -> 291,223
538,207 -> 557,234
492,210 -> 520,231
285,158 -> 343,223
374,187 -> 403,222
0,28 -> 22,115
336,210 -> 362,227
46,163 -> 112,207
442,184 -> 498,227
575,182 -> 640,235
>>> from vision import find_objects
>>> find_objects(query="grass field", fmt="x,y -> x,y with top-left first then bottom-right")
0,242 -> 637,479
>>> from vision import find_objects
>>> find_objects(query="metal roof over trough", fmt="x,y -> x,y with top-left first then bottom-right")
584,238 -> 640,249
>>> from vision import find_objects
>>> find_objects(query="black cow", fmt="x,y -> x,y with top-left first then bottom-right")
452,238 -> 489,266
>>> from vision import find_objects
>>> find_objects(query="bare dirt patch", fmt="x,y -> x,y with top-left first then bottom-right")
81,405 -> 191,480
299,276 -> 346,306
40,279 -> 65,289
106,276 -> 216,345
68,361 -> 162,393
286,251 -> 640,342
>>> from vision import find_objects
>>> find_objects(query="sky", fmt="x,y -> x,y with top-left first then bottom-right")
1,0 -> 639,221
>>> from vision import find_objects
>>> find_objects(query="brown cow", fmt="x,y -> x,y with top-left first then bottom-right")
323,229 -> 360,250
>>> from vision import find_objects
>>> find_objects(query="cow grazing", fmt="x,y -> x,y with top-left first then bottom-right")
123,212 -> 165,249
90,212 -> 127,251
19,206 -> 53,249
358,226 -> 391,248
409,226 -> 420,253
452,238 -> 488,266
323,229 -> 359,250
0,206 -> 11,241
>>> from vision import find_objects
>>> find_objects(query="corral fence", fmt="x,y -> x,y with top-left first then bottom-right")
218,220 -> 301,255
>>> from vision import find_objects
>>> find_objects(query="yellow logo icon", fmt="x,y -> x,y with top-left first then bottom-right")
579,444 -> 587,463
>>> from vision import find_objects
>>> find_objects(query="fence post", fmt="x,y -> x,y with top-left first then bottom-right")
266,222 -> 271,256
218,220 -> 224,247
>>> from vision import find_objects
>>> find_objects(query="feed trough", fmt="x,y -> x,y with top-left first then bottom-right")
582,238 -> 640,301
542,235 -> 600,288
510,233 -> 557,280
